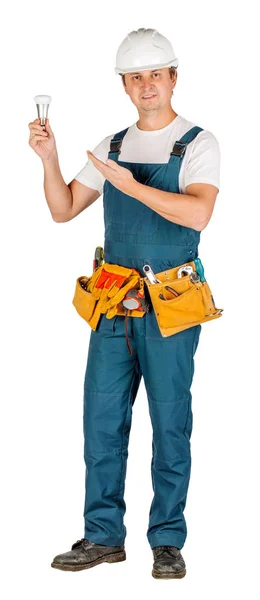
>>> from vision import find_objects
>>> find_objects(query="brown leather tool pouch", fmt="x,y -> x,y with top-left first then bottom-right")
72,276 -> 98,326
144,261 -> 223,337
72,265 -> 146,330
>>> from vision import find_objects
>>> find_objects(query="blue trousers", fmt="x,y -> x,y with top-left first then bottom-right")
82,305 -> 201,550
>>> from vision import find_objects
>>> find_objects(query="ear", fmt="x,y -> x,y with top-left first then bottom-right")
172,70 -> 178,92
121,74 -> 129,95
121,75 -> 129,95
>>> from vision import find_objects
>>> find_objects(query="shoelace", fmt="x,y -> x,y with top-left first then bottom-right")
71,538 -> 90,550
154,545 -> 179,557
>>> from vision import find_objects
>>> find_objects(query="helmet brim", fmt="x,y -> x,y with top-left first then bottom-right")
115,58 -> 178,75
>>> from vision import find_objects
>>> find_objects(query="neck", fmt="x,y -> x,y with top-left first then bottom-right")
136,107 -> 178,131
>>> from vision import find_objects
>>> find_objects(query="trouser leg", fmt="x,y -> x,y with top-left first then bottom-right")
83,314 -> 142,546
137,322 -> 201,550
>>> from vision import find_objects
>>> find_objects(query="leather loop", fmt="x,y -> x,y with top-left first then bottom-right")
125,312 -> 133,355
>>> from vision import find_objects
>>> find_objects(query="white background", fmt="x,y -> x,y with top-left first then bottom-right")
1,0 -> 259,598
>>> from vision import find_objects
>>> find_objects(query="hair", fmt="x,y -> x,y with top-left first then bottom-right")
121,66 -> 176,86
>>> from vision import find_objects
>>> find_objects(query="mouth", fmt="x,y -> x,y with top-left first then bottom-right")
141,94 -> 157,100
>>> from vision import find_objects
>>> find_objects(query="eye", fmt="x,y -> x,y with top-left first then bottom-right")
133,75 -> 140,80
153,73 -> 160,77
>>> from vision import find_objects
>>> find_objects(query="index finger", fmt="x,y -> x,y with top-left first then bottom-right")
87,151 -> 106,166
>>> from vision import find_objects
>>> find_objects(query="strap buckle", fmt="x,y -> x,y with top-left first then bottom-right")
170,142 -> 187,157
109,138 -> 123,154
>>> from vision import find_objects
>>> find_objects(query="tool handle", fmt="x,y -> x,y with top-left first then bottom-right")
194,257 -> 206,282
165,285 -> 180,297
93,246 -> 104,271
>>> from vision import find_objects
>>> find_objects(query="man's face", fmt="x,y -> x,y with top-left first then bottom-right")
122,67 -> 177,112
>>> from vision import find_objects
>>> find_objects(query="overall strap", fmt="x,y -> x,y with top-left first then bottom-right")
169,125 -> 204,166
108,127 -> 129,162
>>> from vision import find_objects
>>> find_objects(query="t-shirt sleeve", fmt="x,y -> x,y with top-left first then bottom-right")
184,130 -> 221,191
74,134 -> 113,195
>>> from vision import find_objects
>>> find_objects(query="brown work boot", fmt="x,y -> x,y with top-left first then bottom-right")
152,545 -> 186,579
51,538 -> 126,571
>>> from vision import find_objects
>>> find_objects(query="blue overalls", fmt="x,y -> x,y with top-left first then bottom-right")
83,124 -> 203,550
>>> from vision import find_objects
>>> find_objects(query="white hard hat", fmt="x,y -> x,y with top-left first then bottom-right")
115,28 -> 178,75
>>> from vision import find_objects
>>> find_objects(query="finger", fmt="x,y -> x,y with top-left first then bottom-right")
87,150 -> 104,162
45,118 -> 52,132
87,152 -> 104,167
91,161 -> 110,178
87,150 -> 99,161
29,127 -> 48,136
29,134 -> 49,142
91,160 -> 107,175
105,158 -> 119,170
90,159 -> 107,173
29,122 -> 47,132
32,118 -> 51,133
88,152 -> 120,173
30,127 -> 48,137
87,151 -> 111,171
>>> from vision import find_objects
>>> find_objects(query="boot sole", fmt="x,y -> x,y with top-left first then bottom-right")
51,550 -> 126,571
152,568 -> 186,579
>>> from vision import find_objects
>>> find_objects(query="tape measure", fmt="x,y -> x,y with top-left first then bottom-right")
122,287 -> 150,312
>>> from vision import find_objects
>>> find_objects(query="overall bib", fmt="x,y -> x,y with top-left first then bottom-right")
83,124 -> 203,550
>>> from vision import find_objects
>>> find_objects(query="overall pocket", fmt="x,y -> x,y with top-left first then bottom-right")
72,276 -> 97,324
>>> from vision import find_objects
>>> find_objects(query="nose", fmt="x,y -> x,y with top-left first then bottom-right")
141,82 -> 156,94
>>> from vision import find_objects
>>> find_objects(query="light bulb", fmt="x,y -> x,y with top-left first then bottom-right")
34,95 -> 52,126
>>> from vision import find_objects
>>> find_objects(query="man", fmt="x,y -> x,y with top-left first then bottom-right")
28,28 -> 220,579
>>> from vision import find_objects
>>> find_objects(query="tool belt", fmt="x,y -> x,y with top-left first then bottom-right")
72,258 -> 223,341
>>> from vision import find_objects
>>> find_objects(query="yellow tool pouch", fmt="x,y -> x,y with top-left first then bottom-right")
143,260 -> 223,337
72,262 -> 146,331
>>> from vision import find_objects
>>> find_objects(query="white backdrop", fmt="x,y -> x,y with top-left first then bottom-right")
1,0 -> 259,598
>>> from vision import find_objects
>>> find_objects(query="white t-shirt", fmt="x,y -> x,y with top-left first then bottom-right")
74,114 -> 220,195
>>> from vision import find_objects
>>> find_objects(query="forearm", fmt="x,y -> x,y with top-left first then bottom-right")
42,153 -> 72,221
130,180 -> 204,231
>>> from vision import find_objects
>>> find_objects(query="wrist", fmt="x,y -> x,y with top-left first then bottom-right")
129,178 -> 141,198
42,152 -> 59,166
